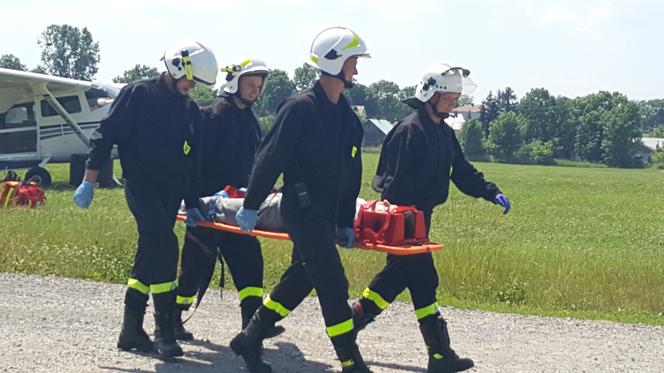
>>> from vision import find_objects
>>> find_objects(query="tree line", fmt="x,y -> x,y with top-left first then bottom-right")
2,24 -> 663,168
460,88 -> 664,168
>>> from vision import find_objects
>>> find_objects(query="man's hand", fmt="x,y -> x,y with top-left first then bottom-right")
185,207 -> 205,227
336,227 -> 355,248
494,193 -> 511,215
236,207 -> 258,231
73,181 -> 95,208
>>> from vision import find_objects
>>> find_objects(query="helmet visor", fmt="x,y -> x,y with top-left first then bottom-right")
442,67 -> 476,94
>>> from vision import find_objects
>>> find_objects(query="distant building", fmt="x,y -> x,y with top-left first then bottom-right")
637,137 -> 664,164
362,118 -> 393,146
447,104 -> 482,131
452,104 -> 481,120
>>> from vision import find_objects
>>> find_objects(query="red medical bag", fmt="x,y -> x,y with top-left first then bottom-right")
354,200 -> 428,246
0,180 -> 46,208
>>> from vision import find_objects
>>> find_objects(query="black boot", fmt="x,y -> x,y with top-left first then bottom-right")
241,297 -> 285,339
173,304 -> 194,341
332,334 -> 373,373
351,302 -> 376,333
230,312 -> 272,373
117,289 -> 153,352
153,291 -> 184,358
419,314 -> 474,373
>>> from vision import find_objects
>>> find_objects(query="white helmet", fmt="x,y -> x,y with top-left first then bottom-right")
307,26 -> 370,76
221,58 -> 270,95
410,62 -> 476,106
163,42 -> 218,88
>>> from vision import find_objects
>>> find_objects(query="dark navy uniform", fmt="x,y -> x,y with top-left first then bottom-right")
359,108 -> 500,321
87,74 -> 200,314
176,95 -> 265,329
242,80 -> 363,347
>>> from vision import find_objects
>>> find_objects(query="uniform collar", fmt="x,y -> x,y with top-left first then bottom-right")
313,80 -> 346,108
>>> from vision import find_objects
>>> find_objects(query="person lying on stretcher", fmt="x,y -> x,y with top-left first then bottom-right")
179,187 -> 429,246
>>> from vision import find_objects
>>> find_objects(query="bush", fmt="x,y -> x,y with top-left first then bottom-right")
515,140 -> 556,165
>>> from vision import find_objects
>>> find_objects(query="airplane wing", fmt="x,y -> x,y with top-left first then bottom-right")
0,67 -> 92,112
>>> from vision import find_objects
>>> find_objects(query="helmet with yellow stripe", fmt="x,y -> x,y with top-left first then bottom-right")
307,27 -> 370,76
163,42 -> 219,88
221,58 -> 270,95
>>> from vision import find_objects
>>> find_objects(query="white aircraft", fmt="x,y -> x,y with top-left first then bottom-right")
0,67 -> 121,186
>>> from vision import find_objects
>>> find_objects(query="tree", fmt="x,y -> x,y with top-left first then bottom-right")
0,54 -> 27,71
460,119 -> 486,160
38,24 -> 100,80
293,63 -> 318,92
487,112 -> 525,161
459,94 -> 474,106
640,99 -> 664,131
113,64 -> 160,83
346,83 -> 369,106
479,91 -> 500,136
254,69 -> 295,116
365,80 -> 410,120
518,88 -> 558,142
497,87 -> 518,113
188,85 -> 216,106
601,98 -> 642,168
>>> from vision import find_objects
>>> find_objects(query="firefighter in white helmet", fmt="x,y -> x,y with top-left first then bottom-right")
351,62 -> 511,373
231,27 -> 372,373
74,41 -> 218,358
174,58 -> 284,341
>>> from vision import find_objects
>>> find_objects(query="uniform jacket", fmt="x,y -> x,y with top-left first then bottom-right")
372,109 -> 500,211
243,81 -> 363,228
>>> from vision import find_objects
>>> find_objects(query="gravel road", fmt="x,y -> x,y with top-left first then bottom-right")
1,273 -> 662,372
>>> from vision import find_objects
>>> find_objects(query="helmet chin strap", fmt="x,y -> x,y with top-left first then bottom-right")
321,71 -> 354,89
427,99 -> 450,120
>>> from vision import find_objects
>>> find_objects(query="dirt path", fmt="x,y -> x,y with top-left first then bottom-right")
1,273 -> 662,372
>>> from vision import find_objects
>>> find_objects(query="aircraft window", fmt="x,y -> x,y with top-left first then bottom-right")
41,95 -> 82,117
85,86 -> 114,111
0,103 -> 35,129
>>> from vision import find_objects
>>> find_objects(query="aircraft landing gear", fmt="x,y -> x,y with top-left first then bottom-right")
25,166 -> 52,186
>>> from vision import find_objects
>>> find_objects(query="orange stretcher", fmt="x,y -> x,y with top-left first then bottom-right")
176,215 -> 444,256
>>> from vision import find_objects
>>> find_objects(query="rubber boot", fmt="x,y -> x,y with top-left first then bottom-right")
230,311 -> 272,373
351,302 -> 376,333
419,314 -> 474,373
241,297 -> 285,338
153,291 -> 184,358
117,289 -> 153,352
173,303 -> 194,341
332,333 -> 373,373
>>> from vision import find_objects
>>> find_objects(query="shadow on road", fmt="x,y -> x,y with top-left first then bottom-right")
98,338 -> 335,372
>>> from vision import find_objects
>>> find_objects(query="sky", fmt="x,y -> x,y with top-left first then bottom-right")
2,0 -> 662,102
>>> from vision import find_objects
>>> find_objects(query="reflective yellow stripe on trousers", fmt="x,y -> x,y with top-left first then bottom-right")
127,278 -> 150,295
415,302 -> 439,320
263,295 -> 290,317
362,288 -> 390,310
150,280 -> 177,294
238,286 -> 263,301
326,318 -> 354,337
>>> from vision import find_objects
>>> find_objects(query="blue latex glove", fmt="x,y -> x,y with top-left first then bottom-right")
207,190 -> 230,219
236,207 -> 258,231
185,207 -> 205,227
73,181 -> 94,208
214,190 -> 230,199
494,193 -> 511,215
336,227 -> 355,248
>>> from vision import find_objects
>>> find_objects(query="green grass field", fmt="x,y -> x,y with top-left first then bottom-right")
1,154 -> 663,324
